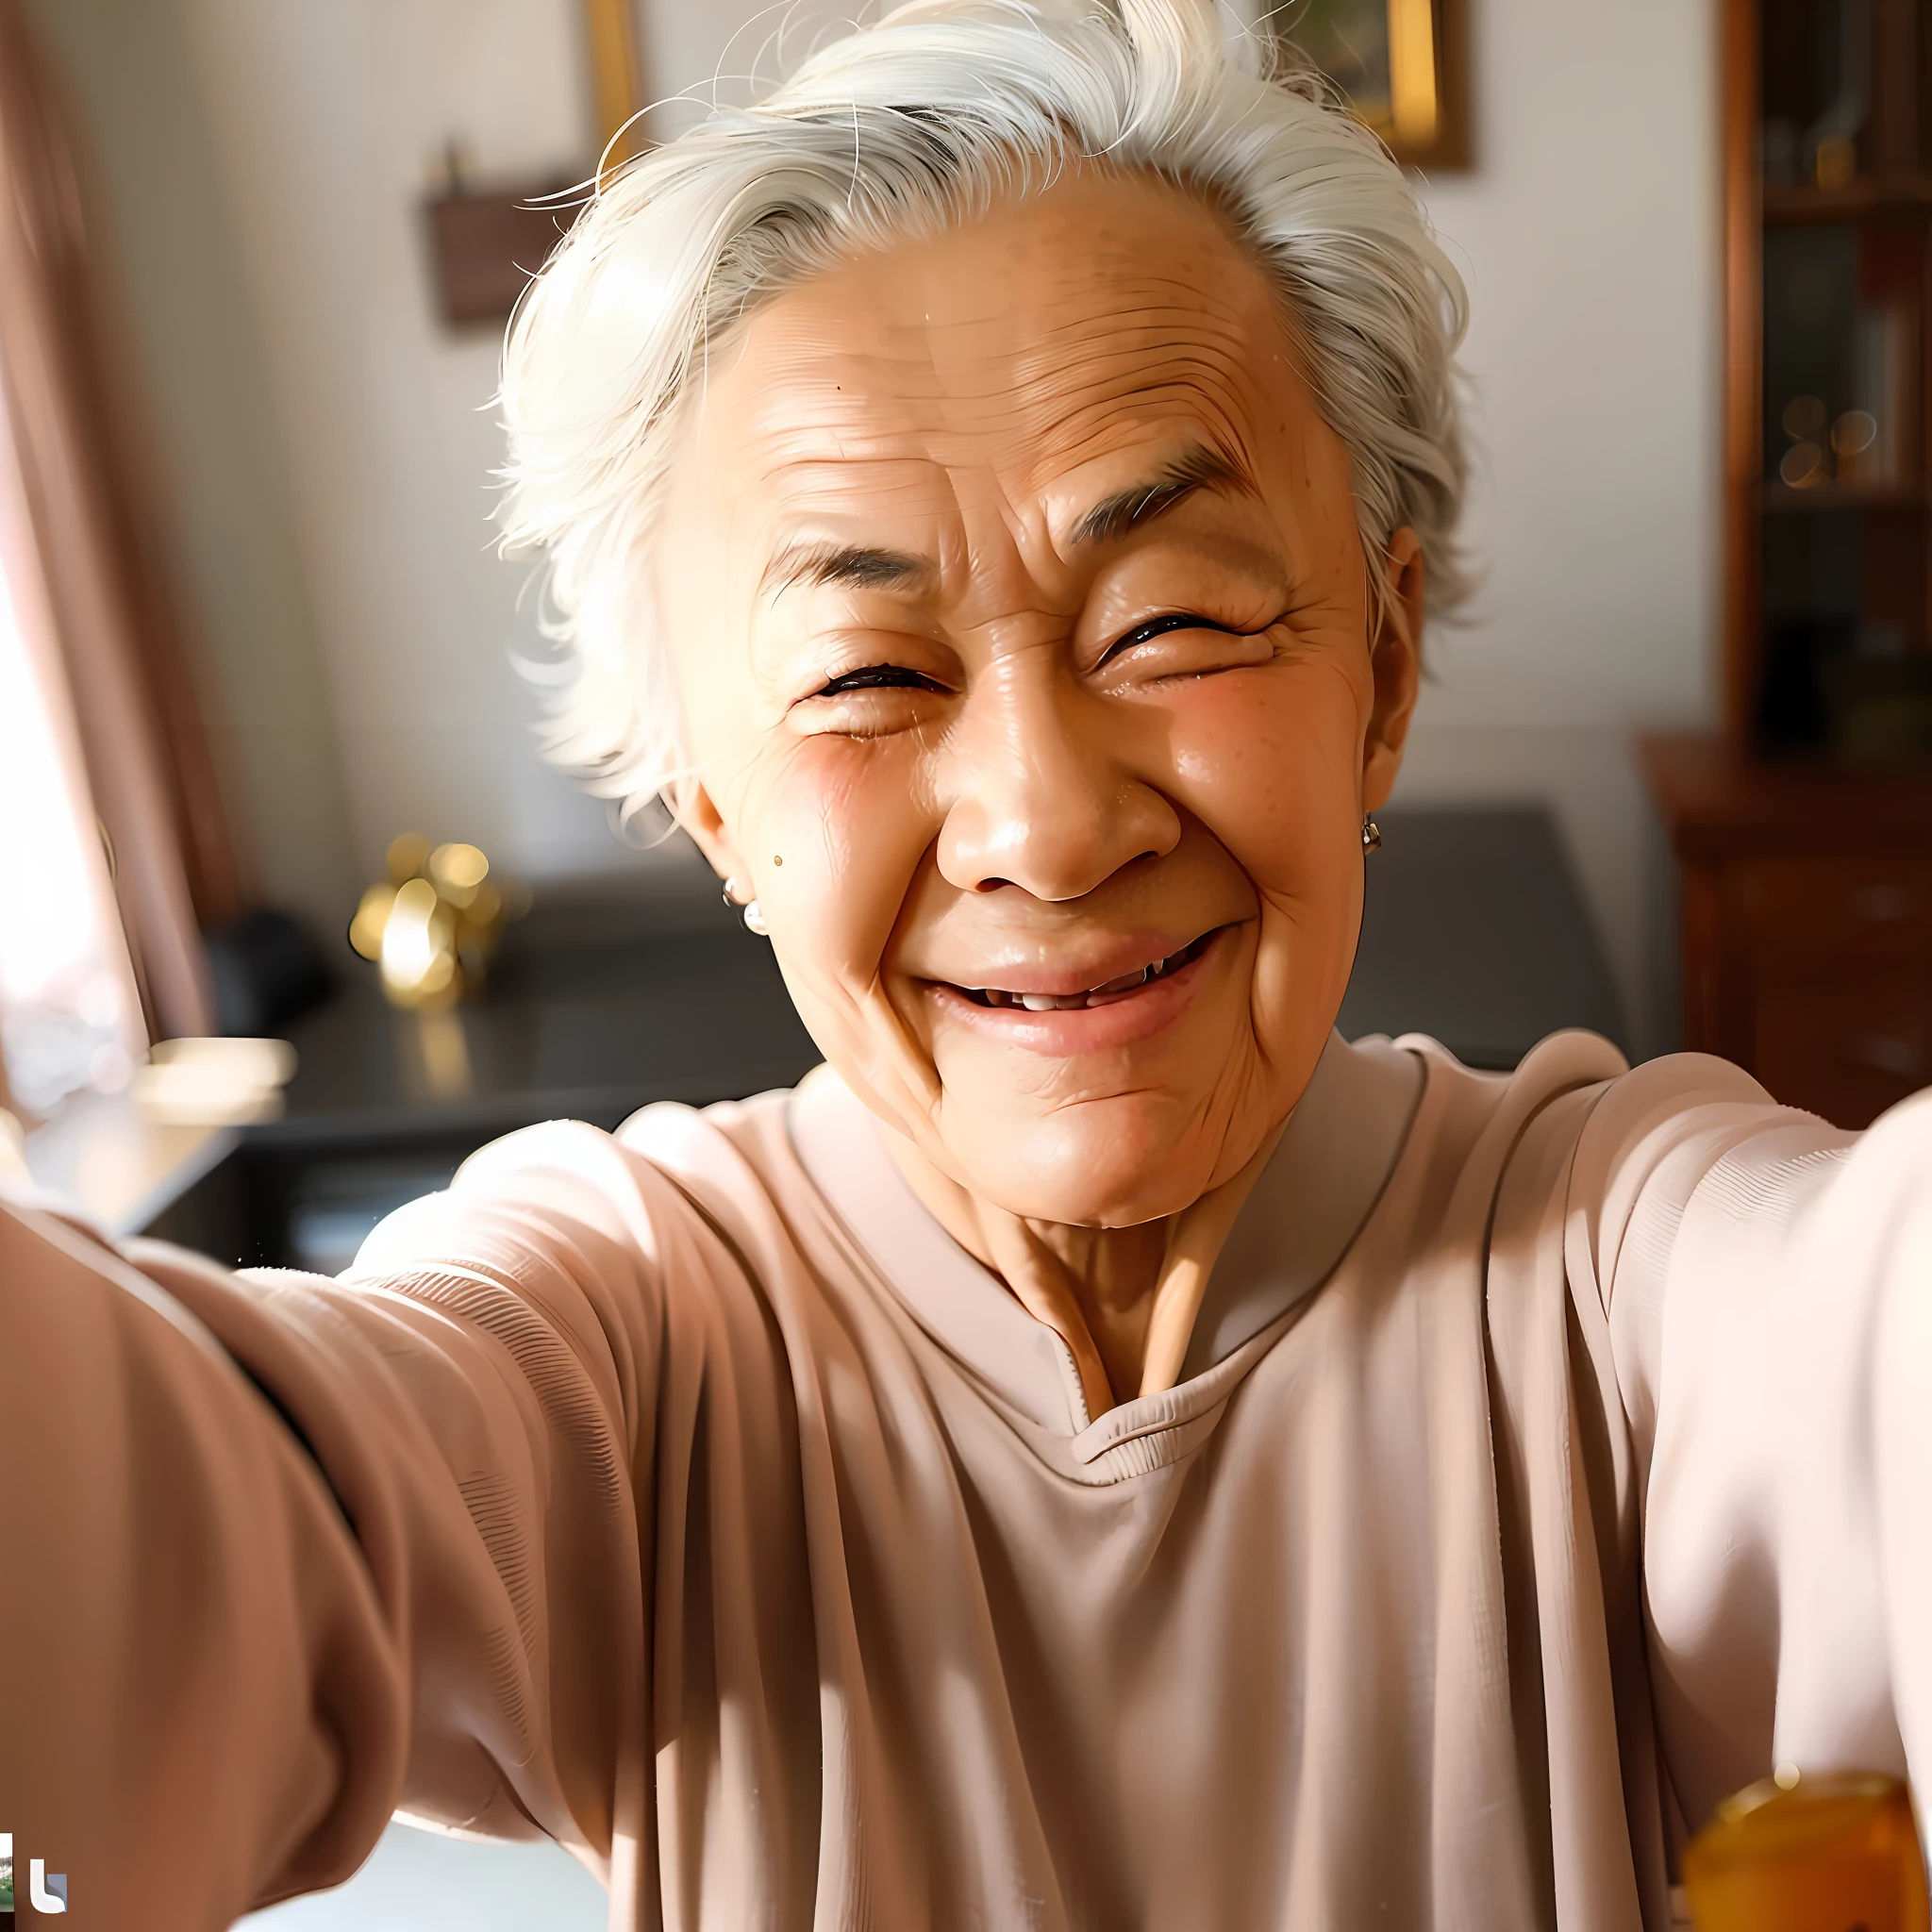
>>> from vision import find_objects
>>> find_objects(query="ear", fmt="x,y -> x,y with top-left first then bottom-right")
1361,525 -> 1424,814
669,773 -> 752,891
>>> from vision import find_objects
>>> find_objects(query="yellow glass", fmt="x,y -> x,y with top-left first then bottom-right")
349,834 -> 526,1010
1683,1772 -> 1928,1932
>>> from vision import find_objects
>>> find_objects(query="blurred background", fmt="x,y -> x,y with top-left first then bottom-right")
0,0 -> 1924,1922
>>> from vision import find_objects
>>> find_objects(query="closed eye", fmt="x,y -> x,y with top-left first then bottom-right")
1099,611 -> 1241,666
812,664 -> 948,696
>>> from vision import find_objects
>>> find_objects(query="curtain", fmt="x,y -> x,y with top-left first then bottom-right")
0,0 -> 241,1041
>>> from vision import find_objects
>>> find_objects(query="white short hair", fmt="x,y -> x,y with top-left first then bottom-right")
498,0 -> 1469,815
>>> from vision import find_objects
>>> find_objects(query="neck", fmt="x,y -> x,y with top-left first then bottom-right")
882,1130 -> 1284,1418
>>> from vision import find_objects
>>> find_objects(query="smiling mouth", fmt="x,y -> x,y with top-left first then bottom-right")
952,929 -> 1220,1011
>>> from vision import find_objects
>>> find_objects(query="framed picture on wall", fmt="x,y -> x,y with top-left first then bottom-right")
1274,0 -> 1471,171
423,0 -> 648,328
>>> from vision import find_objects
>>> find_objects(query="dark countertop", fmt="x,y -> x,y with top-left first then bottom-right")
1340,806 -> 1625,1069
261,916 -> 821,1153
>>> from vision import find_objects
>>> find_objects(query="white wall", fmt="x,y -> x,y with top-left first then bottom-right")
170,0 -> 653,889
1403,1 -> 1720,1052
639,4 -> 853,135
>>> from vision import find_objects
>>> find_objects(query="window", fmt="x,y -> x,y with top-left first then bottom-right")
0,380 -> 142,1119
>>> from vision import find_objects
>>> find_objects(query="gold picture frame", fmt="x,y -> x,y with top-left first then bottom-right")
1274,0 -> 1472,171
583,0 -> 647,173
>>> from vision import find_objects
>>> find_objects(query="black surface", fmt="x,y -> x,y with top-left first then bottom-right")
152,810 -> 1624,1266
257,918 -> 820,1153
205,906 -> 335,1036
150,903 -> 821,1269
1338,807 -> 1625,1067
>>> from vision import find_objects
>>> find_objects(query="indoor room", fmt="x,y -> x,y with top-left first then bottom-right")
2,1 -> 1928,1927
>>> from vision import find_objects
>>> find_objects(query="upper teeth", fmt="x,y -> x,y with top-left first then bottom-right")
970,948 -> 1188,1010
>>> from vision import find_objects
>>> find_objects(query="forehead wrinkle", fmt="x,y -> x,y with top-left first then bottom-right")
919,306 -> 1260,417
710,272 -> 1279,606
916,276 -> 1261,363
731,358 -> 1263,540
872,345 -> 1267,505
915,340 -> 1261,453
731,258 -> 1266,428
739,375 -> 1266,625
953,322 -> 1267,492
1008,369 -> 1263,507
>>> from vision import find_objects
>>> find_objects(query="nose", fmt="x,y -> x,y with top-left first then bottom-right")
935,654 -> 1181,900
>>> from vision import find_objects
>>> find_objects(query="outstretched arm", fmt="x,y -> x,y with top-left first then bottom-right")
1574,1060 -> 1932,1838
0,1119 -> 677,1930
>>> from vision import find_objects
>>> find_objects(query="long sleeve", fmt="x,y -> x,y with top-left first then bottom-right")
0,1119 -> 688,1931
1568,1057 -> 1932,1839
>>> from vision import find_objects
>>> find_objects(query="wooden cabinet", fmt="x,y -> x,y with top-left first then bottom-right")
1642,735 -> 1932,1125
1645,1 -> 1932,1127
1726,0 -> 1932,751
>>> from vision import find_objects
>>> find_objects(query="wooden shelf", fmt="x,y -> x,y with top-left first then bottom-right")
1763,175 -> 1932,224
1641,734 -> 1932,858
1729,0 -> 1932,720
1760,480 -> 1929,512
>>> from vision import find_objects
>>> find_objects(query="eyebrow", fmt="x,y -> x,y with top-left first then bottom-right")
760,539 -> 936,601
1071,442 -> 1257,547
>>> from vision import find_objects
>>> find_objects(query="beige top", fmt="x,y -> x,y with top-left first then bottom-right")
3,1030 -> 1930,1932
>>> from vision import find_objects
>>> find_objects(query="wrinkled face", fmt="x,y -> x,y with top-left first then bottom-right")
662,169 -> 1420,1227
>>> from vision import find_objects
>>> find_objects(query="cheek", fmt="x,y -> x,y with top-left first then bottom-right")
1164,661 -> 1369,891
747,736 -> 940,1008
1164,661 -> 1371,1048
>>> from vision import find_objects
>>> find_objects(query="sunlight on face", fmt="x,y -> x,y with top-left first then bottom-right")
661,169 -> 1421,1227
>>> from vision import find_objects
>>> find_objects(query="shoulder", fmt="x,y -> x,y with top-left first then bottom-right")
349,1085 -> 812,1290
1397,1025 -> 1629,1119
612,1081 -> 821,1236
1381,1028 -> 1630,1216
1376,1030 -> 1857,1262
1563,1051 -> 1932,1324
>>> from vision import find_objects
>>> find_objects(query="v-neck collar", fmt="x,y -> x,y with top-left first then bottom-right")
789,1063 -> 1088,1429
786,1031 -> 1424,1437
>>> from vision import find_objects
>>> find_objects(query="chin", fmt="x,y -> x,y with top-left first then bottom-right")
949,1092 -> 1229,1228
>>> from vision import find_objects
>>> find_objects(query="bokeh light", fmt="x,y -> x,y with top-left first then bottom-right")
346,836 -> 526,1010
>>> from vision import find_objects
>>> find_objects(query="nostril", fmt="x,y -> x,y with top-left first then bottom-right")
975,876 -> 1015,892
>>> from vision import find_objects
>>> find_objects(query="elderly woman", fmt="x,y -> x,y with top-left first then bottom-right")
4,3 -> 1931,1927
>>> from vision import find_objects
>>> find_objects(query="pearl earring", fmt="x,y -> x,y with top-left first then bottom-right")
1361,816 -> 1382,855
721,878 -> 771,937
